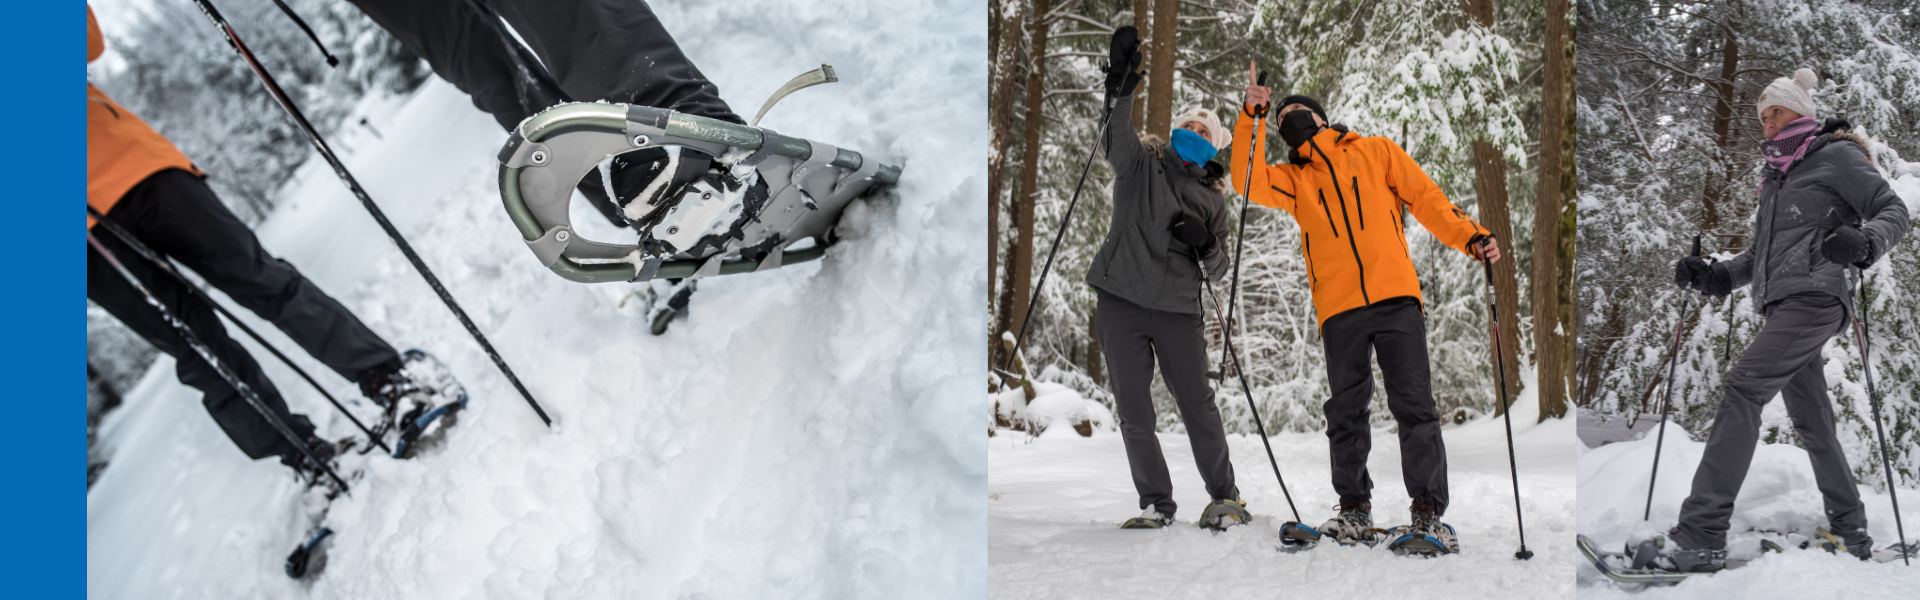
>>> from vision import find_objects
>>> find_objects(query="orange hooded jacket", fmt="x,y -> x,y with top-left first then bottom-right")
88,6 -> 200,228
1230,105 -> 1489,329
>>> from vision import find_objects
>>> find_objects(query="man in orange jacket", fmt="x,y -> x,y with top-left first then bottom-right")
1234,67 -> 1500,555
89,7 -> 421,476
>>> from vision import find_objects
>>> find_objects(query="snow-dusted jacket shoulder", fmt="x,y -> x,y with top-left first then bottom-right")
1724,121 -> 1908,319
1085,93 -> 1232,315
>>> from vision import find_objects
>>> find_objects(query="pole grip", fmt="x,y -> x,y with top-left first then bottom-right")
1692,234 -> 1702,258
1256,71 -> 1269,116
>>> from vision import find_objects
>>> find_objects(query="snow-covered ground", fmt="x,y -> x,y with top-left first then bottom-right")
988,371 -> 1576,599
86,2 -> 984,598
1577,414 -> 1920,596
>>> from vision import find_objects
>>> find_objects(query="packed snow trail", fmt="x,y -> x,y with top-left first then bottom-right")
1578,414 -> 1920,597
988,372 -> 1576,598
86,1 -> 985,598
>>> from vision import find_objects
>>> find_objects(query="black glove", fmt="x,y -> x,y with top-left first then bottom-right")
1821,225 -> 1874,268
1674,255 -> 1711,290
1104,27 -> 1143,98
1170,214 -> 1214,255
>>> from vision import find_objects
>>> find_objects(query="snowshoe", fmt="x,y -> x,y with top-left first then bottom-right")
284,526 -> 333,579
1120,508 -> 1173,529
1196,499 -> 1251,531
1577,531 -> 1739,585
1385,500 -> 1459,556
496,98 -> 900,285
1872,540 -> 1918,564
363,349 -> 469,459
1281,502 -> 1386,549
1813,526 -> 1875,561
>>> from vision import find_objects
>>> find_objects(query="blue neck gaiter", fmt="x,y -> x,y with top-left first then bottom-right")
1170,128 -> 1216,165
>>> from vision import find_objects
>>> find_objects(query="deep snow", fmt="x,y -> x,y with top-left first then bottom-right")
988,370 -> 1576,599
1577,415 -> 1920,596
86,1 -> 985,597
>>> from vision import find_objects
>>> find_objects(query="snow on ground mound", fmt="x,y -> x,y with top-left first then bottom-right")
1577,416 -> 1920,596
86,1 -> 984,598
989,369 -> 1575,598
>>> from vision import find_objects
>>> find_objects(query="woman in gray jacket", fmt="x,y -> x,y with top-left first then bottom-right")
1091,27 -> 1243,530
1650,68 -> 1910,572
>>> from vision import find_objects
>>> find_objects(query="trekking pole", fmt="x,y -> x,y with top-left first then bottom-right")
1645,234 -> 1701,521
87,208 -> 392,454
1221,70 -> 1269,375
1479,247 -> 1532,560
88,231 -> 351,493
1851,272 -> 1910,566
189,0 -> 552,427
1197,257 -> 1300,522
1000,60 -> 1133,377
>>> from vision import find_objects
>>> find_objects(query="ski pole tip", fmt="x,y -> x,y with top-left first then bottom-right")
1515,548 -> 1534,560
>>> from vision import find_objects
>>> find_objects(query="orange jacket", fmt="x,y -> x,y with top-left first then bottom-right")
1230,106 -> 1488,328
88,6 -> 200,227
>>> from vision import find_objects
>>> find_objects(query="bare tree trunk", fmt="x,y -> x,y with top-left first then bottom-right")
1530,0 -> 1572,421
1703,14 -> 1741,241
1145,0 -> 1177,135
988,0 -> 1029,308
1463,0 -> 1524,411
1132,0 -> 1151,126
1004,0 -> 1053,362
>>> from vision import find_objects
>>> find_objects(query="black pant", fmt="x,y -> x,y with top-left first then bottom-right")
1321,296 -> 1450,514
1097,289 -> 1238,516
345,0 -> 739,236
87,169 -> 400,460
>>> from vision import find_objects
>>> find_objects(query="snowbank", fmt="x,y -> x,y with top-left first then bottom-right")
86,1 -> 985,598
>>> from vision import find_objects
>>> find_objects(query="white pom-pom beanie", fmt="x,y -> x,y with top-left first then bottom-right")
1171,107 -> 1229,149
1756,68 -> 1819,119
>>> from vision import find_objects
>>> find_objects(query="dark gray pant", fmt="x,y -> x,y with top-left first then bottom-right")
1321,296 -> 1449,514
88,169 -> 401,460
1673,293 -> 1867,550
1096,290 -> 1238,516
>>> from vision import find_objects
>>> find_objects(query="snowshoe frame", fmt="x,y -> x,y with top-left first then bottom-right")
497,102 -> 903,283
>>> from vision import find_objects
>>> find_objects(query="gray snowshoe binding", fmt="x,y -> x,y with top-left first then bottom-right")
496,100 -> 901,286
1282,502 -> 1386,549
1120,508 -> 1173,530
361,349 -> 469,459
1386,499 -> 1460,556
1812,526 -> 1876,561
1196,499 -> 1251,531
1626,530 -> 1727,574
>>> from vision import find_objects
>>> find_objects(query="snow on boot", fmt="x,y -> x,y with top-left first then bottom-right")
1120,508 -> 1173,529
1626,530 -> 1726,574
360,349 -> 470,459
1196,499 -> 1251,531
1387,499 -> 1459,556
1284,502 -> 1383,547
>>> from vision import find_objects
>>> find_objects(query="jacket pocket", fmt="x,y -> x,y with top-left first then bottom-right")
1318,190 -> 1339,238
1352,178 -> 1364,230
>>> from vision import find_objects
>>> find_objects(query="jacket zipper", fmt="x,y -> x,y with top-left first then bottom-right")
1352,177 -> 1364,230
1314,142 -> 1370,305
1318,191 -> 1340,238
1303,233 -> 1316,284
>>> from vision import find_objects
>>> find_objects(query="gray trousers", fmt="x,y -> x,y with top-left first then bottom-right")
88,169 -> 401,460
1096,289 -> 1238,515
1673,293 -> 1868,549
1321,297 -> 1450,514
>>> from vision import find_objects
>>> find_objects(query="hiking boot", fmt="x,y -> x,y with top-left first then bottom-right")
1197,499 -> 1251,531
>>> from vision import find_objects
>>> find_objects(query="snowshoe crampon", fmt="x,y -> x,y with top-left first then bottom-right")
497,102 -> 902,284
388,349 -> 469,459
285,527 -> 333,579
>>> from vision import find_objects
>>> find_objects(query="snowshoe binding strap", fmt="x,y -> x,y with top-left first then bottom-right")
498,102 -> 901,284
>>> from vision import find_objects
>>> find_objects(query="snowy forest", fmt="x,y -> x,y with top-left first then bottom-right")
1578,0 -> 1920,490
988,0 -> 1577,435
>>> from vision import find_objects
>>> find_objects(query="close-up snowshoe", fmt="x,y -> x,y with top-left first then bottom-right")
363,349 -> 470,459
496,99 -> 901,285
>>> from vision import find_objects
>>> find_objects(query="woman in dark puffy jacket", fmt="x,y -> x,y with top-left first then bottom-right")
1088,27 -> 1243,531
1654,68 -> 1910,572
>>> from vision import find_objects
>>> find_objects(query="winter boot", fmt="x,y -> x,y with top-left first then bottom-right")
1815,526 -> 1874,561
1196,499 -> 1251,531
1387,498 -> 1460,556
1626,529 -> 1727,573
1282,502 -> 1383,547
1120,507 -> 1173,529
358,349 -> 469,458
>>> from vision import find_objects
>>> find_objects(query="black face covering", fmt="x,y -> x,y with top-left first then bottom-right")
1277,109 -> 1322,153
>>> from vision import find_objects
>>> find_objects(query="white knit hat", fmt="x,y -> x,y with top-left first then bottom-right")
1756,68 -> 1819,119
1171,106 -> 1229,149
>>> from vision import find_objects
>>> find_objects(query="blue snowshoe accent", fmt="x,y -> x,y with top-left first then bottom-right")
378,349 -> 471,459
1387,522 -> 1459,556
1279,521 -> 1322,547
285,527 -> 333,579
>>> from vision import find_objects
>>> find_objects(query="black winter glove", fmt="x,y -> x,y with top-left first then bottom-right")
1170,214 -> 1214,255
1104,27 -> 1143,99
1675,255 -> 1711,290
1821,225 -> 1874,268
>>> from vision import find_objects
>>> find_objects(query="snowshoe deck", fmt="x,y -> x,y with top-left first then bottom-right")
387,349 -> 470,459
1577,534 -> 1751,585
1278,521 -> 1388,552
1385,523 -> 1458,557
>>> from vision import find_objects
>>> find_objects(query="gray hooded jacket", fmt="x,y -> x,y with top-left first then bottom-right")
1726,120 -> 1908,319
1085,94 -> 1233,314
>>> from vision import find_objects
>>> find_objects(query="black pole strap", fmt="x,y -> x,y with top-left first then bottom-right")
88,207 -> 392,454
191,0 -> 552,427
271,0 -> 338,67
88,230 -> 351,492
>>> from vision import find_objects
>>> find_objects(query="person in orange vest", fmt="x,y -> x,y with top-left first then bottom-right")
88,7 -> 427,478
1234,65 -> 1501,555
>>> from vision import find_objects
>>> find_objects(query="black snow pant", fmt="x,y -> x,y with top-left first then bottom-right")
87,169 -> 401,461
1672,293 -> 1867,550
345,0 -> 741,227
1320,296 -> 1450,515
1097,289 -> 1239,516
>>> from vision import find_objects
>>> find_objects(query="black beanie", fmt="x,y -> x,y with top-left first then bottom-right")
1278,95 -> 1326,123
